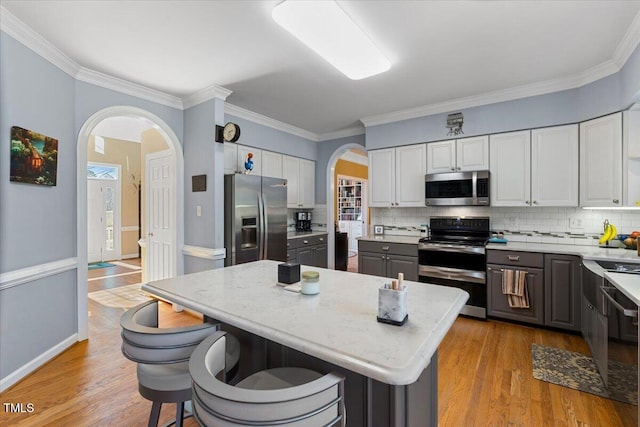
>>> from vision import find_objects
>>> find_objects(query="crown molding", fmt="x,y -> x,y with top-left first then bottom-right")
76,67 -> 183,109
361,59 -> 622,128
613,10 -> 640,68
225,103 -> 318,141
317,126 -> 365,142
0,6 -> 79,77
183,84 -> 233,109
361,12 -> 640,128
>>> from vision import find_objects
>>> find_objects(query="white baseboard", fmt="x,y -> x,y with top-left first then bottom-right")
121,253 -> 140,260
0,334 -> 78,392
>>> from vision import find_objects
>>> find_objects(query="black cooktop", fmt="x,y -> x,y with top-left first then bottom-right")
422,216 -> 491,246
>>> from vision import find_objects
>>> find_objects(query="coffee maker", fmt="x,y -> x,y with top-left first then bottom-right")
295,211 -> 312,232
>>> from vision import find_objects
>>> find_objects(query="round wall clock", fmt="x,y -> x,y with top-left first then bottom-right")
223,122 -> 241,142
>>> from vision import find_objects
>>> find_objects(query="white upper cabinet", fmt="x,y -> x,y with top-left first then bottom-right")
368,148 -> 395,207
531,124 -> 579,206
282,155 -> 315,208
261,151 -> 283,179
427,136 -> 489,174
456,136 -> 490,172
490,131 -> 531,207
299,159 -> 315,208
237,145 -> 262,176
395,144 -> 427,206
491,126 -> 579,207
369,143 -> 426,207
426,140 -> 455,173
580,112 -> 622,207
224,143 -> 238,174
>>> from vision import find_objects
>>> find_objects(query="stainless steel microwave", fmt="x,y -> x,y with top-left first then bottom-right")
425,171 -> 490,206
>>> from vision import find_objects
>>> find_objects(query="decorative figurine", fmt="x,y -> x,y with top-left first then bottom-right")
244,152 -> 254,173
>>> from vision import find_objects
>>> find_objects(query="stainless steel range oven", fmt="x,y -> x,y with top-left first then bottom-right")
418,217 -> 490,319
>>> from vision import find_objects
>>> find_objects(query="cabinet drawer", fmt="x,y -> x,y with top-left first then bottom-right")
358,241 -> 418,257
296,234 -> 328,247
487,250 -> 543,268
287,238 -> 300,250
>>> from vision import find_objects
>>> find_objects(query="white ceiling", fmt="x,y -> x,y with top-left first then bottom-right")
3,1 -> 640,138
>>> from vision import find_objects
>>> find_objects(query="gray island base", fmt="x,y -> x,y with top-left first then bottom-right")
142,260 -> 468,426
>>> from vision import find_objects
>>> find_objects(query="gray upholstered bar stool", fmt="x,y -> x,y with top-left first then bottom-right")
120,300 -> 240,427
189,331 -> 346,426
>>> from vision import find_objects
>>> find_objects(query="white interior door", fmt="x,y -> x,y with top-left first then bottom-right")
87,180 -> 102,263
87,172 -> 121,262
146,150 -> 175,282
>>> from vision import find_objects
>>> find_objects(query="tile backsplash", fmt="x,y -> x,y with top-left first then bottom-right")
370,206 -> 640,246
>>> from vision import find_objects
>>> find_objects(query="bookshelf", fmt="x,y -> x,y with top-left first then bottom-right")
337,178 -> 363,221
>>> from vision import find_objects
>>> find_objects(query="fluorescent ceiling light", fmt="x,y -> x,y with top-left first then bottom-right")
272,1 -> 391,80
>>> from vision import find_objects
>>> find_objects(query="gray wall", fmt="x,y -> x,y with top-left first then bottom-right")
0,32 -> 184,382
226,114 -> 317,160
315,134 -> 366,204
0,33 -> 77,380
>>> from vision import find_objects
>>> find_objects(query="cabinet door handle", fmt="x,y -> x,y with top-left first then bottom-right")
532,201 -> 538,205
319,237 -> 324,242
381,255 -> 385,260
613,199 -> 619,204
507,255 -> 520,261
381,246 -> 390,251
303,240 -> 309,244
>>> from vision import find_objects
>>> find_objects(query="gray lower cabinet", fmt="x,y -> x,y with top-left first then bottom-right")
544,254 -> 581,331
487,265 -> 545,325
358,241 -> 418,281
287,234 -> 328,268
487,250 -> 545,325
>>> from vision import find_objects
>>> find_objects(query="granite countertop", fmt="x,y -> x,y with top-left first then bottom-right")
357,233 -> 422,245
287,230 -> 328,239
487,241 -> 640,263
142,260 -> 468,385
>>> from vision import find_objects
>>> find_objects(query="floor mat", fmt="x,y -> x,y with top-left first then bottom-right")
88,284 -> 151,308
88,262 -> 115,270
532,343 -> 637,405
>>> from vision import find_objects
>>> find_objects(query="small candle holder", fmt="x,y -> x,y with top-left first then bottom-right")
377,284 -> 408,326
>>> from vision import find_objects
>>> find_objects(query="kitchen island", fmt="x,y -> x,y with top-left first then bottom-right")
142,260 -> 468,426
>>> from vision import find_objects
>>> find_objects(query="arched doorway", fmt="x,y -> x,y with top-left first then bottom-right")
76,106 -> 184,340
325,143 -> 367,270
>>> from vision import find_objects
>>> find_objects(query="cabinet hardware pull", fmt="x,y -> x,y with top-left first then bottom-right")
303,240 -> 308,244
381,246 -> 390,251
319,238 -> 324,242
613,199 -> 619,204
381,256 -> 385,260
507,255 -> 520,261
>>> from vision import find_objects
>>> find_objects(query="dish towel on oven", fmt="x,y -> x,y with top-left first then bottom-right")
501,268 -> 529,308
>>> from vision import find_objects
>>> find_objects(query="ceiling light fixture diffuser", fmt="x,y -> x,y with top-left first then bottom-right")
272,0 -> 391,80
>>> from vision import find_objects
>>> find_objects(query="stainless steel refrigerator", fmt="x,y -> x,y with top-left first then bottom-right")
224,174 -> 287,266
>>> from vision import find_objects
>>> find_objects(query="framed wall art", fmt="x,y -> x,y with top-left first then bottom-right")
10,126 -> 58,186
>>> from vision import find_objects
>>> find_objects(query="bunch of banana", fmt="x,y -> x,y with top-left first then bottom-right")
599,220 -> 617,245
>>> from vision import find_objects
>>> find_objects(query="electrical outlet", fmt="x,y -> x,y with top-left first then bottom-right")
569,217 -> 583,229
196,205 -> 202,217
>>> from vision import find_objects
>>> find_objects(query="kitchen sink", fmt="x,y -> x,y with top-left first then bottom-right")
596,260 -> 640,274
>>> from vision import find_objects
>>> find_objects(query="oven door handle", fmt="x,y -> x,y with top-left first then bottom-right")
418,244 -> 485,255
600,285 -> 638,319
419,265 -> 485,284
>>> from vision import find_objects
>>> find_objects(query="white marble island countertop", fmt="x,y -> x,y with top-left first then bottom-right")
142,260 -> 468,385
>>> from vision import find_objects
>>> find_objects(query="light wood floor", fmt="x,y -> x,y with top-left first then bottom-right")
1,261 -> 636,426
